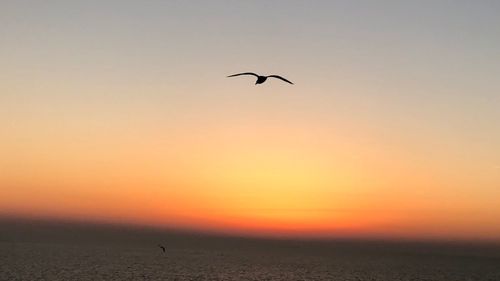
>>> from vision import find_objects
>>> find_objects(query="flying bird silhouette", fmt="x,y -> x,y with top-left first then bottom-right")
158,244 -> 166,253
227,72 -> 293,85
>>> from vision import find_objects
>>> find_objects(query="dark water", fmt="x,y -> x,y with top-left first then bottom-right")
2,241 -> 500,281
1,219 -> 500,280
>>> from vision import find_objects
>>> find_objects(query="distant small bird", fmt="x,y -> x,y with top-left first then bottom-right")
158,244 -> 166,253
227,72 -> 294,85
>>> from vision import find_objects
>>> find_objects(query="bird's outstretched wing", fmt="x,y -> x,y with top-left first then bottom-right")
267,75 -> 294,84
227,72 -> 259,78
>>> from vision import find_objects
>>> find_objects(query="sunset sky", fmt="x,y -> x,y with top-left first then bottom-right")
1,1 -> 500,241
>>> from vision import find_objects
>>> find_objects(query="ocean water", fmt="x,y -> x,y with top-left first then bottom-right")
2,239 -> 500,281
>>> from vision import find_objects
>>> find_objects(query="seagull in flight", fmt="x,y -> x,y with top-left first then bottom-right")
158,244 -> 166,253
227,72 -> 294,85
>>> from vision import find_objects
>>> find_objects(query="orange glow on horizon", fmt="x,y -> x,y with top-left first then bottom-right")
2,118 -> 499,241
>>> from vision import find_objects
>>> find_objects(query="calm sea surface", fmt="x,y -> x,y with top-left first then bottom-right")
1,240 -> 500,281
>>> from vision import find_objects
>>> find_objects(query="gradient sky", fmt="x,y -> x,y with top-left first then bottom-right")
1,1 -> 500,241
